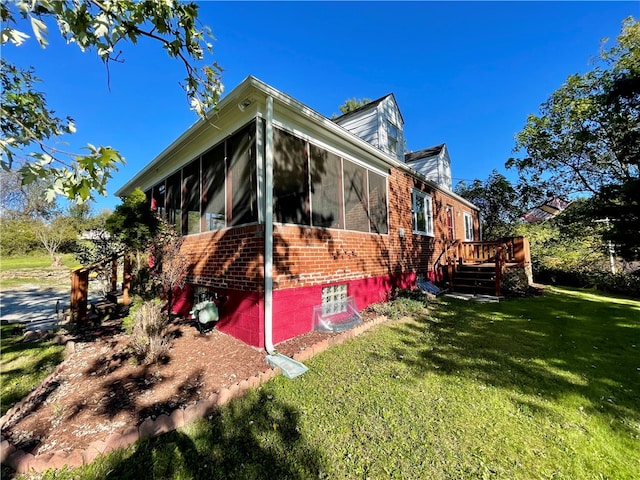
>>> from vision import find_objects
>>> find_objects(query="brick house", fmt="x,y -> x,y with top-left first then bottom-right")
116,76 -> 480,349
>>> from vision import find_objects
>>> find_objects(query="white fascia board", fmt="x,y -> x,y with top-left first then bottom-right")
271,94 -> 475,208
116,75 -> 479,213
115,76 -> 261,197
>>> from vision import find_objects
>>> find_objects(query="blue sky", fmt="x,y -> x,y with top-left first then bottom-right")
6,1 -> 639,212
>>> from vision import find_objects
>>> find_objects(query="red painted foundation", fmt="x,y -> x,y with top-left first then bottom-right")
178,271 -> 419,348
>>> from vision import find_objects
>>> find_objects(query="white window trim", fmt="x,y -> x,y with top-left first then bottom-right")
463,211 -> 474,241
412,189 -> 434,236
387,121 -> 399,153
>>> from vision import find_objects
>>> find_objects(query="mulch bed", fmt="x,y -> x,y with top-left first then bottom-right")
1,316 -> 346,457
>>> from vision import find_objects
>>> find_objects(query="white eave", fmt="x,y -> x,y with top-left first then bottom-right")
115,75 -> 479,212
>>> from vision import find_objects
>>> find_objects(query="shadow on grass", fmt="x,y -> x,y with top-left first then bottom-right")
384,287 -> 640,435
0,325 -> 65,417
90,389 -> 326,480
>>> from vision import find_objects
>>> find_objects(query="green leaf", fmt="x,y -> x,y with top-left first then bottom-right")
29,15 -> 48,47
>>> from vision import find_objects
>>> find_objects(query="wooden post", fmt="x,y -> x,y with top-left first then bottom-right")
513,236 -> 531,266
122,254 -> 132,306
495,246 -> 503,297
513,236 -> 533,285
70,268 -> 89,322
111,257 -> 118,292
447,257 -> 454,291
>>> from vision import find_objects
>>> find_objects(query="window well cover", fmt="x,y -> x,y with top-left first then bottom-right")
313,296 -> 362,332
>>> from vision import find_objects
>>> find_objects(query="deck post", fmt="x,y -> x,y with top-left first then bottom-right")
513,236 -> 533,284
495,246 -> 503,297
513,237 -> 527,264
70,268 -> 89,322
111,257 -> 118,292
123,254 -> 132,306
447,257 -> 455,291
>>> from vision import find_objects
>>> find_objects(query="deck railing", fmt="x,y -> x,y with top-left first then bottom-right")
70,253 -> 132,321
438,236 -> 531,296
453,236 -> 530,266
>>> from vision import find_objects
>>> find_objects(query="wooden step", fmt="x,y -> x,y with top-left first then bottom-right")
451,284 -> 496,294
458,266 -> 496,274
455,272 -> 495,281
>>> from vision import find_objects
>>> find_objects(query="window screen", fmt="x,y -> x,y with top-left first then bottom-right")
343,160 -> 369,232
273,128 -> 309,224
310,145 -> 343,228
202,143 -> 226,231
166,171 -> 181,231
368,171 -> 388,234
152,181 -> 165,217
182,159 -> 200,235
228,122 -> 258,226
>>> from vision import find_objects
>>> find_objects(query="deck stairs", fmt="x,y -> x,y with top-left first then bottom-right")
435,237 -> 531,297
450,263 -> 497,294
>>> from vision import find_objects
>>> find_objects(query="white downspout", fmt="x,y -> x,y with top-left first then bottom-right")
264,95 -> 275,354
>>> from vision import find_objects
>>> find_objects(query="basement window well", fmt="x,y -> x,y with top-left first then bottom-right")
314,286 -> 362,332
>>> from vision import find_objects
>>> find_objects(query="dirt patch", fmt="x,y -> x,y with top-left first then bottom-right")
1,317 -> 343,456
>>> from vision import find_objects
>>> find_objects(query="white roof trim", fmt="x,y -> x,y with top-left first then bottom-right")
115,75 -> 478,212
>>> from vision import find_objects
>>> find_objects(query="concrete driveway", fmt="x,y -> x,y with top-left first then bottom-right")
0,285 -> 69,331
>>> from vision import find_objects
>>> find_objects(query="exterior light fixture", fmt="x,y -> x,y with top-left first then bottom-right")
238,98 -> 253,111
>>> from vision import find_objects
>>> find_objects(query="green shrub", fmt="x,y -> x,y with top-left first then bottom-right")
366,289 -> 429,319
535,266 -> 640,298
125,299 -> 171,364
0,218 -> 42,256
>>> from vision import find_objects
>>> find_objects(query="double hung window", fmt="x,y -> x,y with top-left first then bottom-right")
464,212 -> 474,241
412,190 -> 433,236
387,121 -> 398,154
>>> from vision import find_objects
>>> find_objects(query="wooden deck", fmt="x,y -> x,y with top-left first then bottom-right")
438,237 -> 531,296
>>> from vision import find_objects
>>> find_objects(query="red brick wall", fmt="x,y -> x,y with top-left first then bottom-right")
177,166 -> 478,346
180,225 -> 265,292
270,166 -> 478,290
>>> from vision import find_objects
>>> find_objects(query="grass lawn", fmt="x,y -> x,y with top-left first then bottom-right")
0,324 -> 66,417
9,286 -> 640,479
0,253 -> 79,290
0,253 -> 77,272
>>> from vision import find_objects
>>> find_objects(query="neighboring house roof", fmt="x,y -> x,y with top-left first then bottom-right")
116,76 -> 476,211
522,197 -> 572,222
404,144 -> 446,163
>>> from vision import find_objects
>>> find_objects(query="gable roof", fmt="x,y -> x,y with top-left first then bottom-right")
404,144 -> 446,163
115,76 -> 476,210
332,93 -> 404,124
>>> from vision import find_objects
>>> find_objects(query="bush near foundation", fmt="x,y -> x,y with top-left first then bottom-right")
124,299 -> 172,364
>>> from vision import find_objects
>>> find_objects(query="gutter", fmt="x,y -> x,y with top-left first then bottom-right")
117,75 -> 479,214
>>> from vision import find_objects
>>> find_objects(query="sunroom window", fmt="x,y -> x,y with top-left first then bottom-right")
412,190 -> 433,236
201,143 -> 226,232
272,127 -> 390,235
